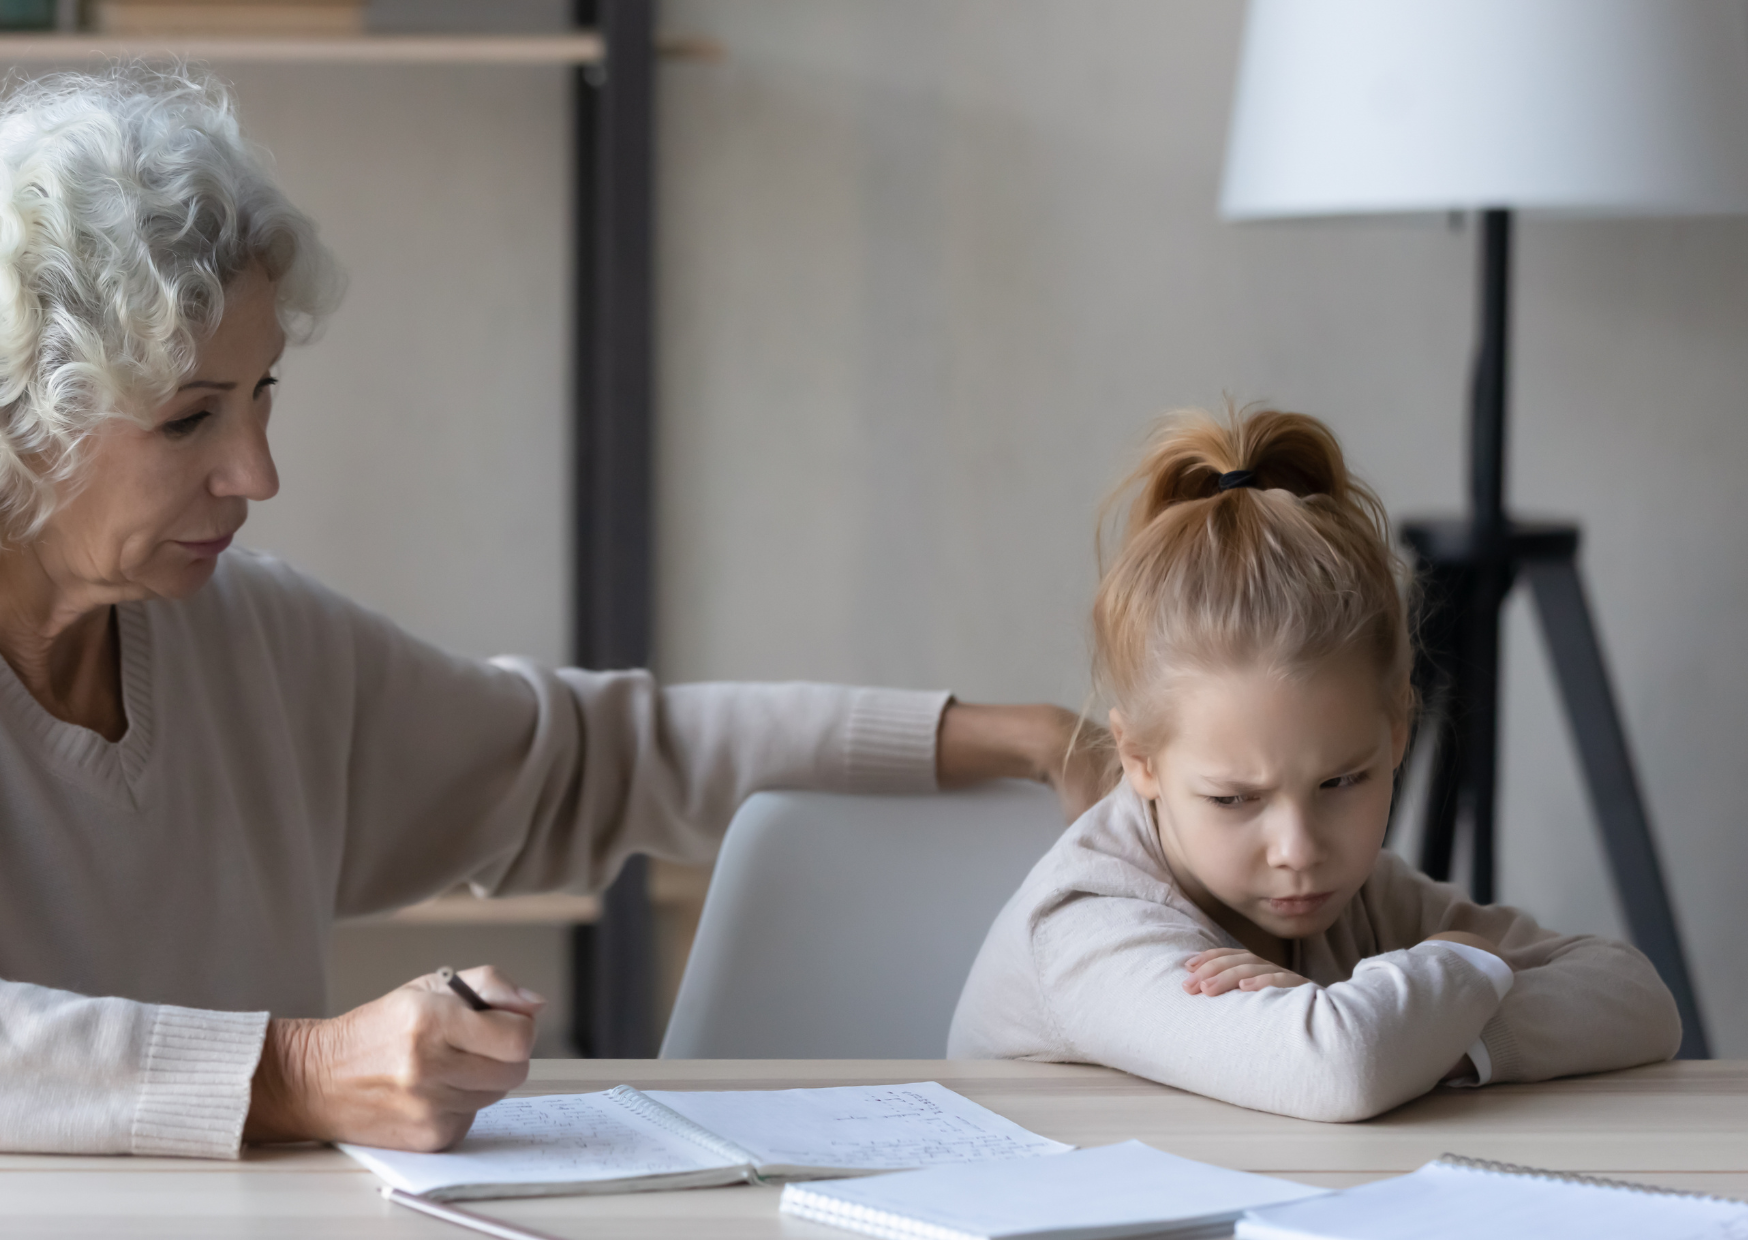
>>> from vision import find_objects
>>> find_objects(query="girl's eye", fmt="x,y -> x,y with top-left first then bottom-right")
255,376 -> 278,398
1321,772 -> 1369,791
1206,794 -> 1250,808
162,410 -> 211,438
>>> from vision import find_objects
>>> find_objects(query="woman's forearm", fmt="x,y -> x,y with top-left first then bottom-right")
0,977 -> 264,1157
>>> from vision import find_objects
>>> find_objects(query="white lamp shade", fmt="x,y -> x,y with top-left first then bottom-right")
1221,0 -> 1748,219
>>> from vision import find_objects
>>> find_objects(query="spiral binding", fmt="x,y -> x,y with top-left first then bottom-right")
605,1085 -> 761,1170
1436,1153 -> 1739,1206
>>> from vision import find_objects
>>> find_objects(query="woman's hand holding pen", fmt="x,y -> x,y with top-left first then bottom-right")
244,966 -> 545,1151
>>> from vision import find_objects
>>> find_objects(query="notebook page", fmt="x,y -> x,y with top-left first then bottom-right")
1236,1159 -> 1748,1240
337,1091 -> 745,1198
644,1081 -> 1072,1172
783,1141 -> 1328,1240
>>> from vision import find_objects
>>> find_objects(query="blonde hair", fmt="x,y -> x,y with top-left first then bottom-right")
0,64 -> 343,540
1092,405 -> 1413,751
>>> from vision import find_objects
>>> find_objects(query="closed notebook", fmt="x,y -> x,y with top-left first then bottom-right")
1237,1155 -> 1748,1240
780,1140 -> 1329,1240
338,1081 -> 1071,1201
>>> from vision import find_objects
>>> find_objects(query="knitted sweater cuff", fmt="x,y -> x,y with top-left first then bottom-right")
131,1006 -> 269,1159
843,689 -> 953,793
1478,1010 -> 1527,1084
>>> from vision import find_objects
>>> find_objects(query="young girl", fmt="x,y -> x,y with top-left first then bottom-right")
947,408 -> 1681,1122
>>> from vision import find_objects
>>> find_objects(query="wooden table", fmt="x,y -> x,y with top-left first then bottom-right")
2,1059 -> 1743,1238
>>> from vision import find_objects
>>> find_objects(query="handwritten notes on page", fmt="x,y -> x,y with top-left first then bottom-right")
337,1092 -> 744,1200
648,1081 -> 1073,1173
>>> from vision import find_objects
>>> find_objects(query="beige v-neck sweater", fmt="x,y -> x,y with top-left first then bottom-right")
948,783 -> 1682,1121
0,548 -> 949,1159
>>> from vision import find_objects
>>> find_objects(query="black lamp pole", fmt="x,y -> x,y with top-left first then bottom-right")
1398,210 -> 1710,1058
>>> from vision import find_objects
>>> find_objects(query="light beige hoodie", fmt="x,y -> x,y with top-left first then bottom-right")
949,782 -> 1680,1121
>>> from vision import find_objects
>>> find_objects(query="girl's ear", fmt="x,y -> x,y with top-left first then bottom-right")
1109,708 -> 1164,801
1388,675 -> 1413,770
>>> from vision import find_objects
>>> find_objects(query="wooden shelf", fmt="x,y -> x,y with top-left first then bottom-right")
0,32 -> 604,64
347,863 -> 711,928
357,889 -> 604,927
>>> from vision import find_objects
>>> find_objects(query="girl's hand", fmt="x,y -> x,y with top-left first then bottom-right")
1182,948 -> 1311,996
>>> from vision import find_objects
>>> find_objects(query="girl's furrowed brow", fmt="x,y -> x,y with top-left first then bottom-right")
1197,775 -> 1270,794
1326,743 -> 1389,777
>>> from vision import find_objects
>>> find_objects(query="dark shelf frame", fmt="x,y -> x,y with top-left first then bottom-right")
570,0 -> 659,1058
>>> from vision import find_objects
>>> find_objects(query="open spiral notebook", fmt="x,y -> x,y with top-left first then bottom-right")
1236,1155 -> 1748,1240
338,1081 -> 1070,1201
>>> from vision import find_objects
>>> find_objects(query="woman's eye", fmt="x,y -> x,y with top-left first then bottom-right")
162,410 -> 211,438
1322,772 -> 1368,791
1206,794 -> 1249,808
255,376 -> 278,398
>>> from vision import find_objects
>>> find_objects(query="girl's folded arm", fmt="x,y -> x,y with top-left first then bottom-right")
1480,937 -> 1682,1080
1372,857 -> 1682,1080
1032,898 -> 1505,1123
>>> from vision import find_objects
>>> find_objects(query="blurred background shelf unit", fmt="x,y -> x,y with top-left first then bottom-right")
0,32 -> 606,60
0,0 -> 665,1059
91,0 -> 367,37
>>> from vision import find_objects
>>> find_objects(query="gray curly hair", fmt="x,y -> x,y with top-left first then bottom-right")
0,64 -> 343,540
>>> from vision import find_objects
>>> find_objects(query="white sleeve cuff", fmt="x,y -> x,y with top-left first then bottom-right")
1443,1035 -> 1496,1089
1421,939 -> 1514,1000
1466,1035 -> 1494,1085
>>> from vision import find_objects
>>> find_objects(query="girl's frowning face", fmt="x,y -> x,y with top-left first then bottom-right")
1112,656 -> 1407,958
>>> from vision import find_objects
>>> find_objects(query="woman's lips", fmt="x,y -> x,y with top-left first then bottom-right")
1268,892 -> 1334,917
176,533 -> 234,558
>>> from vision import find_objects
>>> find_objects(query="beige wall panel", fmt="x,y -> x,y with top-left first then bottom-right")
229,64 -> 572,667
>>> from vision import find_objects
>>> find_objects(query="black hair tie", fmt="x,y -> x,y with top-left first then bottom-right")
1217,469 -> 1260,492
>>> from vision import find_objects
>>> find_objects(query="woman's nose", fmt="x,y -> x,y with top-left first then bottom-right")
211,412 -> 280,502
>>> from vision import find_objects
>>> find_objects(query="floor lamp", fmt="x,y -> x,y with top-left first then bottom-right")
1220,0 -> 1748,1061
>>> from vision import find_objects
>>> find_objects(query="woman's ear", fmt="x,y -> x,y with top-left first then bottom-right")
1109,708 -> 1163,801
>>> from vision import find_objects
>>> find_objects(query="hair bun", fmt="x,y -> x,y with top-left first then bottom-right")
1116,405 -> 1361,537
1092,402 -> 1413,751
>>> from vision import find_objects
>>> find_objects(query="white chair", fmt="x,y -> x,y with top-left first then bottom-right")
659,780 -> 1067,1058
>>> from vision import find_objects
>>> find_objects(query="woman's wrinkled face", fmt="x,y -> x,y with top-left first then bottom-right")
1112,656 -> 1408,949
37,263 -> 284,603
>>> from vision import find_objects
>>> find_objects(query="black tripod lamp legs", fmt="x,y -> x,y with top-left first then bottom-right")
1522,557 -> 1710,1060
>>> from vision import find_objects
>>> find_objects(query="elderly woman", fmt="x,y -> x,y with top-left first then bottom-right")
0,68 -> 1103,1160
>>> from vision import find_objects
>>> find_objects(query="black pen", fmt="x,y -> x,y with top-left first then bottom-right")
436,966 -> 493,1012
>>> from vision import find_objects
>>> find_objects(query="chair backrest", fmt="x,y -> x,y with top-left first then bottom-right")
659,780 -> 1067,1058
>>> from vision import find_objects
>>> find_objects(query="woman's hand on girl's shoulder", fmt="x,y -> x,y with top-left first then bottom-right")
936,702 -> 1121,821
1181,948 -> 1311,997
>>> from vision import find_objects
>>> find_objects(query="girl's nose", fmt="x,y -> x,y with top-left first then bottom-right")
1267,806 -> 1325,871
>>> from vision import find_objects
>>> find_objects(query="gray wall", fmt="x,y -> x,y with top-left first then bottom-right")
208,2 -> 1746,1054
657,0 -> 1748,1052
214,64 -> 576,1053
237,64 -> 571,666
